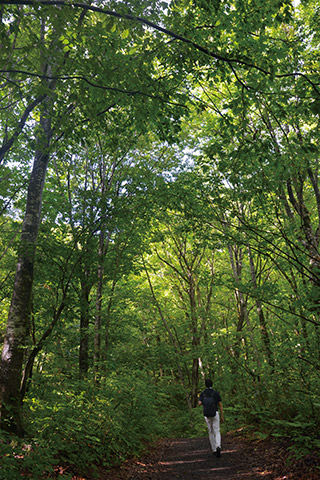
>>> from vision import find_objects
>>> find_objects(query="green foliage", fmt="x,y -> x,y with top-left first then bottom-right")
1,371 -> 170,478
0,0 -> 319,474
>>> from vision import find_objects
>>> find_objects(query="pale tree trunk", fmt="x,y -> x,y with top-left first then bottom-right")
0,16 -> 54,432
0,103 -> 52,435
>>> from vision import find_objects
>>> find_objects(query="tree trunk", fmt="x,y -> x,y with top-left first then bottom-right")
0,108 -> 52,435
248,247 -> 275,370
94,154 -> 116,377
79,269 -> 91,378
20,300 -> 66,400
189,274 -> 200,408
142,255 -> 191,409
228,245 -> 262,373
94,230 -> 105,373
104,278 -> 117,356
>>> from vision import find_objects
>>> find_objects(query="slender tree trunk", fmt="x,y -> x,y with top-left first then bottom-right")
94,154 -> 116,377
94,230 -> 105,373
104,277 -> 117,356
199,254 -> 215,374
0,95 -> 47,163
20,299 -> 66,400
142,255 -> 191,408
0,106 -> 52,435
154,239 -> 206,407
79,269 -> 91,378
228,245 -> 262,372
248,247 -> 275,370
189,274 -> 200,408
228,245 -> 245,360
190,356 -> 199,407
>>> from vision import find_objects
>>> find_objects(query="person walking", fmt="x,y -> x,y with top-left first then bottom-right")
199,378 -> 224,457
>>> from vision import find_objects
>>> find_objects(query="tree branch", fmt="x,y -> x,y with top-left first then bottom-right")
1,0 -> 319,96
0,69 -> 188,107
0,94 -> 46,163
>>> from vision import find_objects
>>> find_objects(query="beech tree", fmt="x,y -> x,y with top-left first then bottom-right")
0,0 -> 186,433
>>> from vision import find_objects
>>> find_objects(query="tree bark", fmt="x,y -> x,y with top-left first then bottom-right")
0,106 -> 52,435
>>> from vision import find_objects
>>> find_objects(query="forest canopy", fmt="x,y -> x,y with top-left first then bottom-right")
0,0 -> 319,477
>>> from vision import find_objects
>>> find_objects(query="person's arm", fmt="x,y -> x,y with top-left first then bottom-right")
218,401 -> 224,423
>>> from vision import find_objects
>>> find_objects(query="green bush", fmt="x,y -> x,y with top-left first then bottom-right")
0,371 -> 171,478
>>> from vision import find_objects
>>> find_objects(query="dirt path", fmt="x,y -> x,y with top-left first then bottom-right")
98,433 -> 320,480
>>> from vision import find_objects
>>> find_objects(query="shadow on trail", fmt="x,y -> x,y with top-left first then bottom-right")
99,433 -> 319,480
144,436 -> 272,480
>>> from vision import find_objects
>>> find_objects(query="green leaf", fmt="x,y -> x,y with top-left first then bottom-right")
121,29 -> 130,39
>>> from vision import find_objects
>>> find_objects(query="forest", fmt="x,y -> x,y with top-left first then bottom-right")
0,0 -> 319,478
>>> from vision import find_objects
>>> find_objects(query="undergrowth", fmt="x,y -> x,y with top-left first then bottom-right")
1,369 -> 319,479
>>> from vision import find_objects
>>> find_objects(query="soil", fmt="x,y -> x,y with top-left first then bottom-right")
95,432 -> 320,480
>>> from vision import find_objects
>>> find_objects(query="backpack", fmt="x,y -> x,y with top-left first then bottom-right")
202,390 -> 217,417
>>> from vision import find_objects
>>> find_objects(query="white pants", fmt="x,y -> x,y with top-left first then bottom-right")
205,412 -> 221,452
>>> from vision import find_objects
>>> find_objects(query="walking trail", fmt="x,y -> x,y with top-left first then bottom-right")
97,433 -> 320,480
